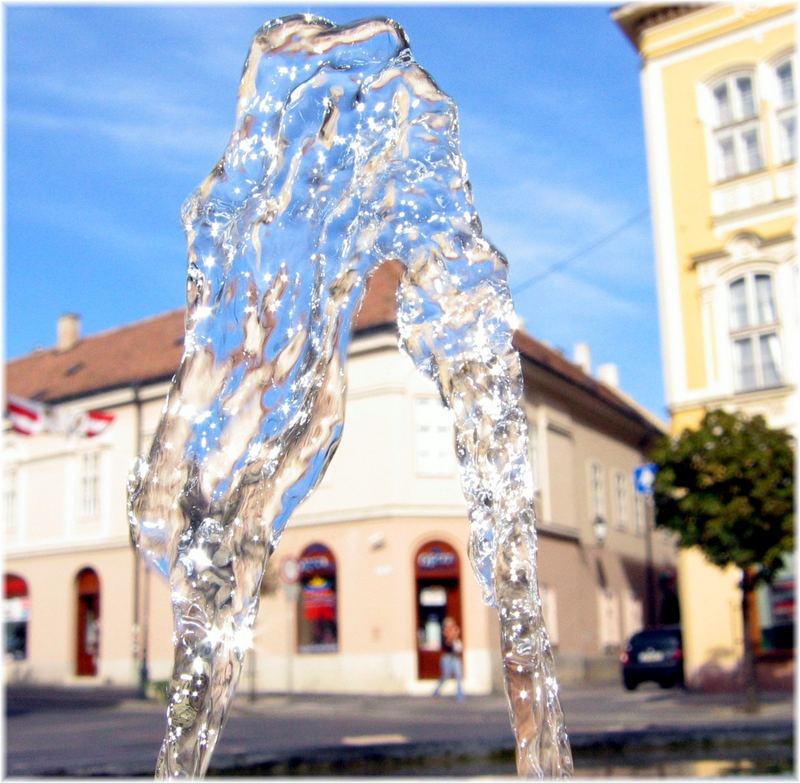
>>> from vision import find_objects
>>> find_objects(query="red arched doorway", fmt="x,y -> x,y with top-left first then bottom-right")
75,568 -> 100,676
4,574 -> 29,660
414,540 -> 462,680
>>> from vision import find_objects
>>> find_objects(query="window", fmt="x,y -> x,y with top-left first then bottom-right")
634,492 -> 646,536
528,423 -> 540,495
709,71 -> 764,181
590,462 -> 606,519
597,588 -> 621,651
728,273 -> 782,392
614,471 -> 628,531
297,543 -> 338,653
5,574 -> 29,660
622,591 -> 643,640
775,56 -> 796,163
414,397 -> 455,477
540,585 -> 559,647
3,469 -> 18,538
80,452 -> 101,518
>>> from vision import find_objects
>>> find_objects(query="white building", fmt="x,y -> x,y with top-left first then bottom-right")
4,263 -> 675,692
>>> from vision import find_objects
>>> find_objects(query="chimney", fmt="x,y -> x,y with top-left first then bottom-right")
57,313 -> 81,351
573,342 -> 591,375
597,363 -> 620,389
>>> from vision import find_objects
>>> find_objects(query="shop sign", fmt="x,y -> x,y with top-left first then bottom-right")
417,544 -> 457,572
299,544 -> 335,576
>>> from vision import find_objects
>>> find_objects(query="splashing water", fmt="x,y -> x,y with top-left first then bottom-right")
127,14 -> 572,779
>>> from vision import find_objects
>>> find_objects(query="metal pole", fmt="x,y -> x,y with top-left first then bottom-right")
132,385 -> 146,698
140,562 -> 150,695
249,646 -> 257,702
644,494 -> 657,626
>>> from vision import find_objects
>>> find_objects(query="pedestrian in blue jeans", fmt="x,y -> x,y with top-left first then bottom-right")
433,617 -> 464,701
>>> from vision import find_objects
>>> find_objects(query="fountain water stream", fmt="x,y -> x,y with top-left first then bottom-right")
127,15 -> 572,778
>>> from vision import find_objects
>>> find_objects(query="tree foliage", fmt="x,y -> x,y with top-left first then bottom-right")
650,409 -> 794,585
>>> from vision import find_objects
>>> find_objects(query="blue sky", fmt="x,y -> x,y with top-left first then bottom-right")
5,4 -> 666,417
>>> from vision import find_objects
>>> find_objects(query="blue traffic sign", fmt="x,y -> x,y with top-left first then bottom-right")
634,463 -> 657,494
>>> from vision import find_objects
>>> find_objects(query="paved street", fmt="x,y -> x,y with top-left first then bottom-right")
4,682 -> 794,777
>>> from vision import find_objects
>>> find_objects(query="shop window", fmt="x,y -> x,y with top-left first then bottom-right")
76,568 -> 100,676
297,543 -> 338,653
415,540 -> 462,680
4,574 -> 29,660
708,70 -> 764,181
728,273 -> 782,392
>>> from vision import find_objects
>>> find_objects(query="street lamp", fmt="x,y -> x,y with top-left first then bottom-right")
593,515 -> 608,546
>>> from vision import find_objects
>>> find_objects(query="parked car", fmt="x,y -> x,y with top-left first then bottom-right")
620,626 -> 683,690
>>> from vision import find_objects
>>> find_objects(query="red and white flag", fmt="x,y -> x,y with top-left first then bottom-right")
73,409 -> 115,438
7,396 -> 47,436
6,396 -> 115,437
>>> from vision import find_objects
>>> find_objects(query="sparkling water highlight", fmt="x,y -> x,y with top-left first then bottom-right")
127,15 -> 572,778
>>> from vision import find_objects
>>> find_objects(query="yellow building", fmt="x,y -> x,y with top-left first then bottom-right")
613,3 -> 796,688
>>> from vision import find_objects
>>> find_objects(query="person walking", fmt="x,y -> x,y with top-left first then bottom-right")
433,617 -> 464,701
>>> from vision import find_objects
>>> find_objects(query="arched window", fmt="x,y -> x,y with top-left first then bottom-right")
4,574 -> 29,660
297,544 -> 337,653
728,272 -> 782,392
708,70 -> 764,181
75,568 -> 101,676
774,55 -> 796,164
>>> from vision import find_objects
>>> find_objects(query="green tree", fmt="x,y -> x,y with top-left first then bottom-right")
650,409 -> 794,711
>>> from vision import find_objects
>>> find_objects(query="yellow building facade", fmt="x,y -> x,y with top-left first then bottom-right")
614,4 -> 796,688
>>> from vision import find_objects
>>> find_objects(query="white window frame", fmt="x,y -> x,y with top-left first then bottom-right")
527,422 -> 540,497
772,53 -> 796,165
705,70 -> 766,182
589,461 -> 606,520
79,450 -> 102,519
540,584 -> 559,648
413,397 -> 455,478
614,471 -> 628,531
728,271 -> 783,392
597,588 -> 621,651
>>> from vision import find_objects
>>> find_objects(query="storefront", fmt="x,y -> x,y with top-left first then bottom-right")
75,568 -> 100,676
414,540 -> 462,680
4,574 -> 29,661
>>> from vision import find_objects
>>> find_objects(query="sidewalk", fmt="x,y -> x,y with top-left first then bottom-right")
4,683 -> 794,777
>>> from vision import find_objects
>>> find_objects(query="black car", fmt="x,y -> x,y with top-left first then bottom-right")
620,627 -> 683,690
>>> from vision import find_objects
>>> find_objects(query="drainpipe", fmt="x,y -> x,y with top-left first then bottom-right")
132,385 -> 150,697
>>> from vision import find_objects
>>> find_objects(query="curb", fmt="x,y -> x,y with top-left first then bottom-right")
22,721 -> 792,778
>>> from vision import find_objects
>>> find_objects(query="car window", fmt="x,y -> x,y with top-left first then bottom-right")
629,631 -> 680,649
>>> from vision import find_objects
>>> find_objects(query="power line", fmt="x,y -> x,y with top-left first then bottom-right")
511,207 -> 650,296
